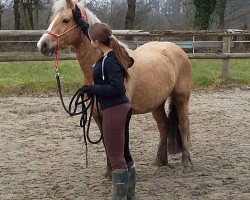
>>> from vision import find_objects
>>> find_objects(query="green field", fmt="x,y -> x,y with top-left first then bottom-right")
0,59 -> 249,96
192,59 -> 250,88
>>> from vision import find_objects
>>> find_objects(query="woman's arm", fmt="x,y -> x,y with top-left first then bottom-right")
86,61 -> 126,98
72,5 -> 90,39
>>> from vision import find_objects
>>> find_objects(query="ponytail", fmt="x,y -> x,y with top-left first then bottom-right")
110,36 -> 134,77
88,23 -> 134,77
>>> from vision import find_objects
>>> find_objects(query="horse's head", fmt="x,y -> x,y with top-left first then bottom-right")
37,0 -> 84,56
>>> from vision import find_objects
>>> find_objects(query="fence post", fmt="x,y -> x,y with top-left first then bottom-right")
222,36 -> 231,77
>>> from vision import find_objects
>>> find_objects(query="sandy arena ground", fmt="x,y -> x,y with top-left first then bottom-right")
0,89 -> 249,200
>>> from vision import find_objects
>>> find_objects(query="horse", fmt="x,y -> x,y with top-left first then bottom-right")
37,0 -> 192,174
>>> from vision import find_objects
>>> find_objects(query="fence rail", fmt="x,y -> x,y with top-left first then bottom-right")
1,29 -> 250,37
1,53 -> 250,63
1,29 -> 250,77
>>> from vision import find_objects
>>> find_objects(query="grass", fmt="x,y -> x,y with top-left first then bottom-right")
0,58 -> 249,96
0,60 -> 83,96
191,59 -> 250,88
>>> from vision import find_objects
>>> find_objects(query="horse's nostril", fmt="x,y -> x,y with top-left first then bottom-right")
41,42 -> 48,50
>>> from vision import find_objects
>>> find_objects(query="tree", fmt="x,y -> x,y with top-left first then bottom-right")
194,0 -> 217,29
215,0 -> 227,29
0,1 -> 3,29
125,0 -> 136,30
13,0 -> 20,29
13,0 -> 44,30
224,0 -> 250,28
212,0 -> 250,29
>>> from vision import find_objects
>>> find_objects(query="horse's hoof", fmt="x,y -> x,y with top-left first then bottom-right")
102,168 -> 111,180
182,164 -> 193,173
153,159 -> 162,167
153,157 -> 167,167
181,158 -> 193,173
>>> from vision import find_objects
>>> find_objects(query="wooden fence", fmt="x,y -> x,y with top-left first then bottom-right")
0,29 -> 250,77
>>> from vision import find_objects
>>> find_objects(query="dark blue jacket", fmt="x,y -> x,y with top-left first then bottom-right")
73,18 -> 130,109
88,51 -> 129,110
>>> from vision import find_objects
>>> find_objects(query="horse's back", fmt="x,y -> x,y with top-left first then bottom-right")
135,41 -> 192,96
135,41 -> 182,54
131,41 -> 191,86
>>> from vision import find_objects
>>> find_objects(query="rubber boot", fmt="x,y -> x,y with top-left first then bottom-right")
111,170 -> 129,200
127,167 -> 136,200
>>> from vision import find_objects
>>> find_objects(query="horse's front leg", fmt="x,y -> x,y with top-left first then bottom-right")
92,106 -> 112,179
152,102 -> 169,166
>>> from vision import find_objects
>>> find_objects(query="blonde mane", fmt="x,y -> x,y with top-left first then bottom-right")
52,0 -> 100,25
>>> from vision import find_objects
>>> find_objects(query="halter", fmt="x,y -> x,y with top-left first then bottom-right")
45,10 -> 87,72
46,24 -> 78,72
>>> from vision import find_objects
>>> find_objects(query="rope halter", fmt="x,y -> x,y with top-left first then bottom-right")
45,9 -> 87,71
46,24 -> 78,72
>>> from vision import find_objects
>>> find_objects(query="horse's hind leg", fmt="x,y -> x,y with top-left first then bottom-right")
152,101 -> 169,166
172,94 -> 192,169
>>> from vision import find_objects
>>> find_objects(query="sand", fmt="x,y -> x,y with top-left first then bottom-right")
0,88 -> 249,200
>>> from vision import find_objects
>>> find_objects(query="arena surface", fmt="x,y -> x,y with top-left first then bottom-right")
0,89 -> 249,200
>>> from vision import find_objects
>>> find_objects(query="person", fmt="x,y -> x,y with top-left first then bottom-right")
72,5 -> 136,200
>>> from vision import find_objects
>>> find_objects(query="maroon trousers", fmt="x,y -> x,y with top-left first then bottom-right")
102,103 -> 133,170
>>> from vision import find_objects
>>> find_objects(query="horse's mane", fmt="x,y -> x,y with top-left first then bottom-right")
52,0 -> 129,50
52,0 -> 100,25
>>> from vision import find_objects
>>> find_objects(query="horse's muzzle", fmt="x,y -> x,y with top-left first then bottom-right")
38,42 -> 55,56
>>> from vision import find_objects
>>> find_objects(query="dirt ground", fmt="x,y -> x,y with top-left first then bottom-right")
0,88 -> 249,200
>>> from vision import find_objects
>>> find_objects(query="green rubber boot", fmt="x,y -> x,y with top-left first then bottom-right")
127,167 -> 136,200
111,170 -> 129,200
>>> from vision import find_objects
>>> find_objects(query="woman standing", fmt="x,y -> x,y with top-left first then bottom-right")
72,5 -> 136,200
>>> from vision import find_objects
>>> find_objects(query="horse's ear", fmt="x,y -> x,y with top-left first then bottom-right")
66,0 -> 75,9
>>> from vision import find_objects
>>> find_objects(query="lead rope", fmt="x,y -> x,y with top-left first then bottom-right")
55,55 -> 102,168
46,24 -> 102,168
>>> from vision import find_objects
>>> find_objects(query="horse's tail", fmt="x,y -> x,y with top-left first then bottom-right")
167,100 -> 183,154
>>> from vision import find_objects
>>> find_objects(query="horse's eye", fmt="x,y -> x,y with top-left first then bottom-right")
62,19 -> 70,23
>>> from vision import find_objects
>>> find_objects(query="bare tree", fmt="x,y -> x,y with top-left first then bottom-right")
109,0 -> 127,28
21,0 -> 38,29
0,1 -> 3,29
12,0 -> 44,30
3,0 -> 248,31
13,0 -> 20,29
225,0 -> 250,28
212,0 -> 250,29
125,0 -> 136,30
216,0 -> 227,29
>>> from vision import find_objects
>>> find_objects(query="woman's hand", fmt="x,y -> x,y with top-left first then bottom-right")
81,85 -> 93,98
71,5 -> 90,38
72,4 -> 82,22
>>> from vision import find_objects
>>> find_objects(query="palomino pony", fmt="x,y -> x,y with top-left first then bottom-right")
37,0 -> 192,173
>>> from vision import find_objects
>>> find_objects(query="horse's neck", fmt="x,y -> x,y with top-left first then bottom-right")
73,35 -> 102,84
